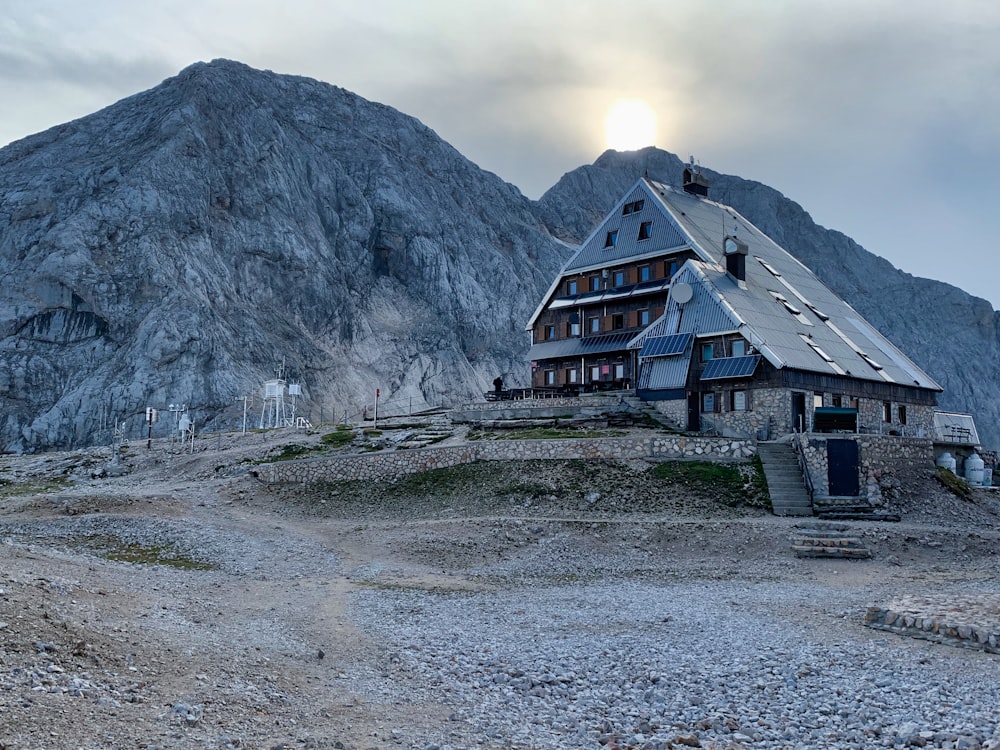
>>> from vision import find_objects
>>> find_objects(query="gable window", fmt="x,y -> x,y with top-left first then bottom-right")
545,324 -> 556,340
604,230 -> 619,248
588,316 -> 601,333
622,199 -> 645,215
611,313 -> 624,330
638,221 -> 653,241
567,280 -> 578,295
590,275 -> 601,291
731,339 -> 746,357
701,343 -> 715,362
638,309 -> 650,326
613,270 -> 625,287
639,265 -> 651,282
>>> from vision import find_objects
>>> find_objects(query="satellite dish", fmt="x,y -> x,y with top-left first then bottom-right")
671,282 -> 693,305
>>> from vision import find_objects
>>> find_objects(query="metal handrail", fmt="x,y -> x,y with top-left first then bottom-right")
792,437 -> 815,501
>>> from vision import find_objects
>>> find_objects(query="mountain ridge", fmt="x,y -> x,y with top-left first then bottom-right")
1,60 -> 996,452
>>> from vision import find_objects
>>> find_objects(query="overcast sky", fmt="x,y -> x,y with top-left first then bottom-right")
3,0 -> 998,307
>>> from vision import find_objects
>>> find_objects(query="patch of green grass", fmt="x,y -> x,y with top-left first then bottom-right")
271,444 -> 321,461
363,428 -> 383,437
652,459 -> 769,508
0,476 -> 73,498
320,428 -> 355,448
69,535 -> 215,570
934,466 -> 974,501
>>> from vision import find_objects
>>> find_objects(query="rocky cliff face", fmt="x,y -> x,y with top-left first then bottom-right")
0,60 -> 568,452
538,148 -> 1000,448
2,62 -> 997,453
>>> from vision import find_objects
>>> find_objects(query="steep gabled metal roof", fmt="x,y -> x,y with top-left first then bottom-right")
641,182 -> 942,392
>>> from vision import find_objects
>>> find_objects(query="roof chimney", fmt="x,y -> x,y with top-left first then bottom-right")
724,235 -> 748,283
682,156 -> 709,197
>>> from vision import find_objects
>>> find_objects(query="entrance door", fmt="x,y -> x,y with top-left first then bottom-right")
792,392 -> 806,433
687,392 -> 700,431
827,439 -> 860,496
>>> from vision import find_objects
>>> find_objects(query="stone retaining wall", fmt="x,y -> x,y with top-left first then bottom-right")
865,595 -> 1000,655
253,435 -> 757,484
449,396 -> 629,423
793,433 -> 933,502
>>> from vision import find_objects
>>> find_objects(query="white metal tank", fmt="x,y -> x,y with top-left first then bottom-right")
935,452 -> 956,473
965,451 -> 985,487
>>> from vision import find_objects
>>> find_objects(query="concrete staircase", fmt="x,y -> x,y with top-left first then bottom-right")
757,441 -> 813,517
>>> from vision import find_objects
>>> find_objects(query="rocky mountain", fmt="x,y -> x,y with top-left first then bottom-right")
538,148 -> 1000,448
2,60 -> 997,453
0,60 -> 568,452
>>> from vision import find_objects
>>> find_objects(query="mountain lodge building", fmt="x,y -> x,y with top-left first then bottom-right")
525,171 -> 942,439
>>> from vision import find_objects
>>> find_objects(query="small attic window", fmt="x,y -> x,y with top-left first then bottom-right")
805,302 -> 830,321
770,290 -> 813,326
604,230 -> 619,248
622,199 -> 645,215
638,221 -> 653,241
756,257 -> 782,278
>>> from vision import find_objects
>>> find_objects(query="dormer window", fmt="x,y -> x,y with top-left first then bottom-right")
604,230 -> 619,248
638,221 -> 653,241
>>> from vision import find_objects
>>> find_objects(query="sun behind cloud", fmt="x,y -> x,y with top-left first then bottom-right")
604,99 -> 657,151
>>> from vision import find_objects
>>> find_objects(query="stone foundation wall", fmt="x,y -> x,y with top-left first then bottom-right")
254,435 -> 757,484
649,400 -> 687,431
793,433 -> 933,501
450,396 -> 630,423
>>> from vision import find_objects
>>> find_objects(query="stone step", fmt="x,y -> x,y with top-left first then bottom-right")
792,536 -> 863,547
792,545 -> 871,559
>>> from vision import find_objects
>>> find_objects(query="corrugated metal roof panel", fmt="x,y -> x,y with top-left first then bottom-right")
639,353 -> 692,390
528,332 -> 634,361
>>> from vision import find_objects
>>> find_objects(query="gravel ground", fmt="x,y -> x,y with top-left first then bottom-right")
1,435 -> 999,749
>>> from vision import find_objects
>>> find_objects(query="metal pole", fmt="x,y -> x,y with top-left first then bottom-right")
242,395 -> 248,435
373,389 -> 379,429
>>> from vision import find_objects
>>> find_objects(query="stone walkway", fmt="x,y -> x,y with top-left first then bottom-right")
866,594 -> 1000,654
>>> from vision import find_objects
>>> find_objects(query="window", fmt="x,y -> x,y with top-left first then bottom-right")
883,401 -> 892,423
591,365 -> 601,382
638,221 -> 653,241
567,280 -> 578,295
814,393 -> 824,409
639,265 -> 651,282
701,343 -> 714,362
567,368 -> 578,384
614,363 -> 625,380
611,313 -> 624,330
832,394 -> 842,408
545,325 -> 556,340
898,405 -> 907,425
770,290 -> 813,326
622,199 -> 644,215
604,230 -> 619,248
731,339 -> 746,357
588,316 -> 601,333
613,270 -> 625,287
570,322 -> 581,336
590,276 -> 601,292
668,260 -> 679,278
732,390 -> 748,411
545,370 -> 556,385
638,309 -> 650,326
702,392 -> 716,413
